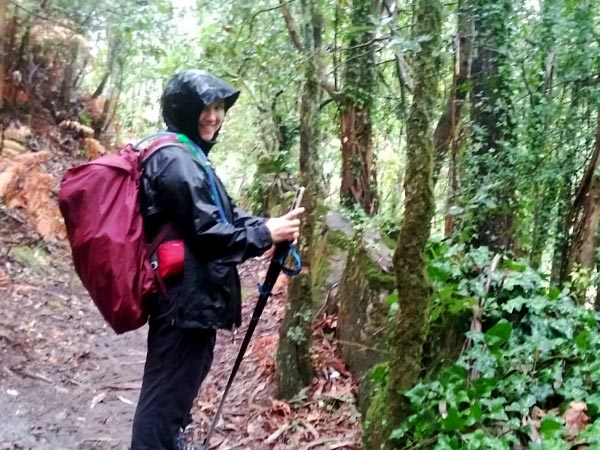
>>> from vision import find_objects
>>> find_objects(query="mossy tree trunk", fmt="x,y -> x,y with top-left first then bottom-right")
364,0 -> 442,446
432,0 -> 472,186
434,0 -> 472,238
276,0 -> 321,400
465,0 -> 516,252
249,91 -> 297,216
527,0 -> 559,267
567,122 -> 600,286
339,0 -> 379,215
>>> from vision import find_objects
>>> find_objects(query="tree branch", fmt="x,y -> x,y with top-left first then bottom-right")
382,0 -> 414,92
279,0 -> 339,99
247,0 -> 296,34
315,55 -> 339,98
279,1 -> 304,53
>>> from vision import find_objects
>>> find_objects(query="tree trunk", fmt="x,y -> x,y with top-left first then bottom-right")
433,0 -> 472,185
92,34 -> 122,99
435,0 -> 472,238
567,121 -> 600,279
339,0 -> 379,215
466,0 -> 515,253
91,70 -> 112,101
248,91 -> 297,216
551,183 -> 574,285
363,0 -> 442,447
60,40 -> 80,110
97,55 -> 124,137
275,0 -> 320,400
526,0 -> 559,267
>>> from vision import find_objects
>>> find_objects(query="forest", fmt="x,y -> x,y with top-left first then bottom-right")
1,0 -> 600,449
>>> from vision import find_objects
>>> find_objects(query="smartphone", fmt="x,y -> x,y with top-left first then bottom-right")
290,186 -> 305,211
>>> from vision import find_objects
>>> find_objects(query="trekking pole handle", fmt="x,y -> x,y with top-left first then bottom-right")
290,186 -> 305,211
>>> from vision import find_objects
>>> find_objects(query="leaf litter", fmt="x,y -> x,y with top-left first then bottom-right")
0,181 -> 362,449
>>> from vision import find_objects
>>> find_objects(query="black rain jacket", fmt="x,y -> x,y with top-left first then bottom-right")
140,70 -> 272,330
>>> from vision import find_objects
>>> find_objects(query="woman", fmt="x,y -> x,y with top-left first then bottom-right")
131,69 -> 303,450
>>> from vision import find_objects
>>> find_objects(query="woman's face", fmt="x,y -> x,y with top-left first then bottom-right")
198,100 -> 225,142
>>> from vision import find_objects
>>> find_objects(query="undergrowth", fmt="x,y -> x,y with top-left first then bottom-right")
379,244 -> 600,449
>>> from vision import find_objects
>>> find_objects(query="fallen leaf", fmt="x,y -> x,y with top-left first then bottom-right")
90,392 -> 107,409
117,395 -> 135,406
271,399 -> 291,416
564,402 -> 589,439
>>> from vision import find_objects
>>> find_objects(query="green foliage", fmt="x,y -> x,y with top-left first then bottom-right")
341,203 -> 402,244
390,249 -> 600,449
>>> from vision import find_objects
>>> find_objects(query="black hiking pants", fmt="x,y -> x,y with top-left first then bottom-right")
130,295 -> 216,450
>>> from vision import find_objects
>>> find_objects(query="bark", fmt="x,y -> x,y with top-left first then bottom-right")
467,0 -> 515,253
433,0 -> 472,185
527,0 -> 559,267
436,0 -> 472,238
340,101 -> 378,215
567,121 -> 600,278
279,0 -> 337,97
363,0 -> 442,447
91,70 -> 111,101
280,0 -> 377,215
92,34 -> 122,99
59,39 -> 80,109
275,0 -> 320,400
550,187 -> 572,285
336,228 -> 394,414
339,0 -> 379,215
250,91 -> 296,216
97,57 -> 124,136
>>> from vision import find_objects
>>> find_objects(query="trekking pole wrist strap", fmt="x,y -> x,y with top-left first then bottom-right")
280,244 -> 302,276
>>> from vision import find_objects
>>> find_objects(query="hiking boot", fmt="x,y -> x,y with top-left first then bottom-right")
176,430 -> 205,450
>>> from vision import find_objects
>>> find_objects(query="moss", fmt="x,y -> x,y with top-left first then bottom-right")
310,218 -> 355,313
240,285 -> 254,301
276,273 -> 313,399
310,227 -> 331,289
364,259 -> 395,291
362,386 -> 388,450
337,242 -> 393,379
328,229 -> 354,251
10,245 -> 51,275
287,325 -> 309,344
380,231 -> 398,251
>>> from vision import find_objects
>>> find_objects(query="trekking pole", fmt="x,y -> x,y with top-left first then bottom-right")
200,187 -> 305,450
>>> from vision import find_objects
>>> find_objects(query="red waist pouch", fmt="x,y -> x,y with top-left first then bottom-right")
156,240 -> 185,279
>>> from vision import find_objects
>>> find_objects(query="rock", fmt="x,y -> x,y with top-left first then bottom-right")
335,226 -> 395,414
311,212 -> 354,316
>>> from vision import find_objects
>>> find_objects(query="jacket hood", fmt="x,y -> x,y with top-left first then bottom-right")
161,69 -> 240,152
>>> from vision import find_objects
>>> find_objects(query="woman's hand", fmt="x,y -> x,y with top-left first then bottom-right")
265,207 -> 305,244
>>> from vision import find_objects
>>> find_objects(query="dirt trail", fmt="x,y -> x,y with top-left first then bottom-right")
0,216 -> 361,450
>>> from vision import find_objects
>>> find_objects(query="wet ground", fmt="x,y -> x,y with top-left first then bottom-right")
0,215 -> 361,450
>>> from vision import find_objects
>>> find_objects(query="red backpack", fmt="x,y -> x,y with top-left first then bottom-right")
58,134 -> 180,334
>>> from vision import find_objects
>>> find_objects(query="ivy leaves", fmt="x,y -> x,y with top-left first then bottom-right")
391,249 -> 600,449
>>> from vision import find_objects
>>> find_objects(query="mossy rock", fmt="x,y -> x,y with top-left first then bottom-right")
336,227 -> 394,413
310,211 -> 354,315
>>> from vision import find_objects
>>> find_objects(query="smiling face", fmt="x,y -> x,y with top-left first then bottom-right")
198,99 -> 226,142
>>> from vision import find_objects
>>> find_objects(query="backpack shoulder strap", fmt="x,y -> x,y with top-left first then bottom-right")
138,133 -> 230,225
139,134 -> 185,162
